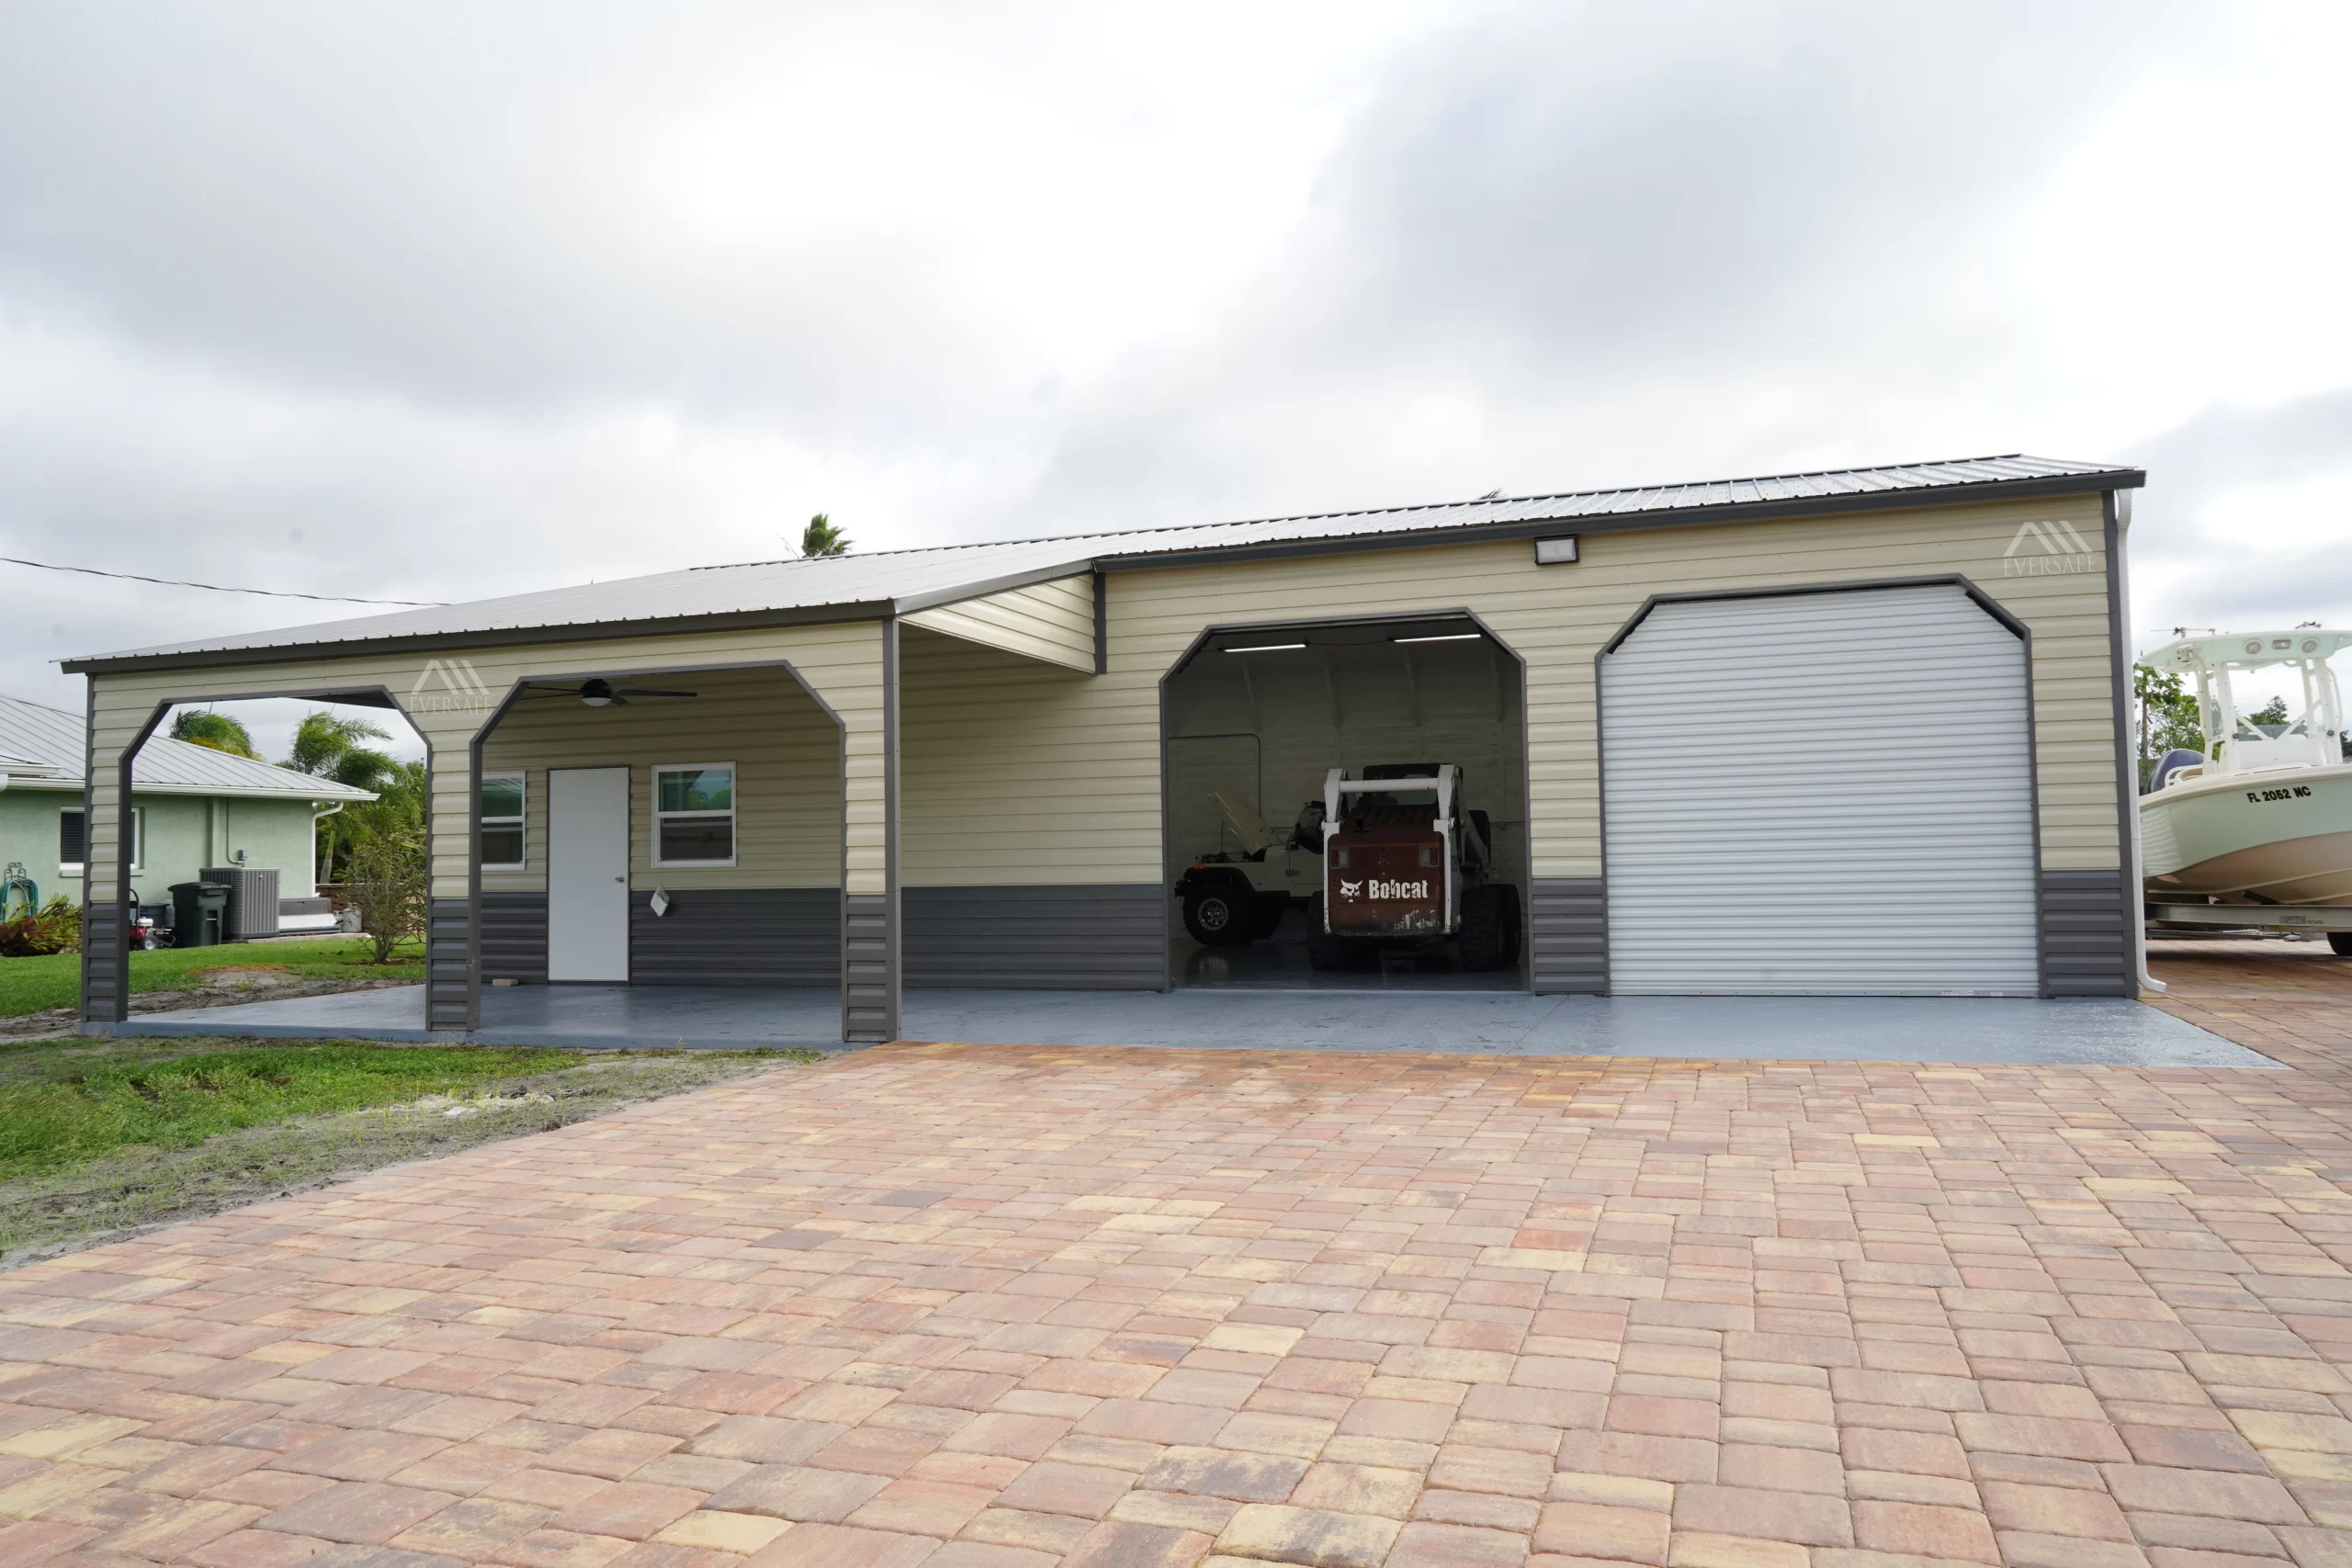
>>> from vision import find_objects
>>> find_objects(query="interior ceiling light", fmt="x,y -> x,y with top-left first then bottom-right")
1223,642 -> 1306,653
1393,632 -> 1482,644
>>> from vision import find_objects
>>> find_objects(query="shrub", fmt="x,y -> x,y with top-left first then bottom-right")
0,897 -> 82,958
345,828 -> 426,964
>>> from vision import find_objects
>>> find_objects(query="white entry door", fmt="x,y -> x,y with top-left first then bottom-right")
547,767 -> 630,982
1600,582 -> 2040,996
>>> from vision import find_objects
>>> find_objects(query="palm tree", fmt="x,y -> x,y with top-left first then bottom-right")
285,712 -> 404,881
800,513 -> 850,557
169,709 -> 259,758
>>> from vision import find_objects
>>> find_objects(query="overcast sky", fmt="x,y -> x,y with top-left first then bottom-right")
3,1 -> 2347,759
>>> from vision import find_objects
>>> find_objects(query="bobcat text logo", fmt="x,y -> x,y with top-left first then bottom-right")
410,658 -> 497,713
1338,880 -> 1363,897
2003,519 -> 2099,577
1369,879 -> 1430,899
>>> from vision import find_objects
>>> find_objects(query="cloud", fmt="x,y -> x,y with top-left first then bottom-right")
0,0 -> 2346,726
2124,389 -> 2352,646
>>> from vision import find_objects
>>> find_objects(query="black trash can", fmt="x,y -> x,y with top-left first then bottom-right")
169,882 -> 229,949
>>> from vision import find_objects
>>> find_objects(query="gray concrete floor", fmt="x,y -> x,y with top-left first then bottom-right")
1174,910 -> 1525,992
96,980 -> 2271,1066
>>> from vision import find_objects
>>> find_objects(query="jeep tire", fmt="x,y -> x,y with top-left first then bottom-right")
1183,883 -> 1252,946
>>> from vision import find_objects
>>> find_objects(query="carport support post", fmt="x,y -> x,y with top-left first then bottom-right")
77,682 -> 166,1029
841,620 -> 901,1043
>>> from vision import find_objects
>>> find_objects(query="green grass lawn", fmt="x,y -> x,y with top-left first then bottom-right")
0,1032 -> 815,1263
0,1041 -> 580,1179
0,935 -> 423,1017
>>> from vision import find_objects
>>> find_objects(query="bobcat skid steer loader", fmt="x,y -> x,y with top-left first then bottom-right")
1314,763 -> 1520,972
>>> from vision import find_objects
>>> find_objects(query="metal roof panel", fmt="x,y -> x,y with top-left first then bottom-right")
67,454 -> 2137,668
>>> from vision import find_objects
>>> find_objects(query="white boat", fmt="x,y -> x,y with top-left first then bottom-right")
2140,628 -> 2352,907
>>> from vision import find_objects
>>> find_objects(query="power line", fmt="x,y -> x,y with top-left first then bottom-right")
2,553 -> 446,607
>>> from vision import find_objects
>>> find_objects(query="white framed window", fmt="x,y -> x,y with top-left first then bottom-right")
59,807 -> 139,874
651,762 -> 735,866
479,772 -> 526,870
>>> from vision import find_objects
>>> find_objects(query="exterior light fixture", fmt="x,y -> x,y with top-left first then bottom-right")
581,678 -> 617,706
1533,536 -> 1579,565
1223,642 -> 1306,653
1393,632 -> 1482,644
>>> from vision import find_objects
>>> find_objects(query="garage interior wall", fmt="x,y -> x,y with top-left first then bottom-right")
474,665 -> 843,987
1162,628 -> 1528,954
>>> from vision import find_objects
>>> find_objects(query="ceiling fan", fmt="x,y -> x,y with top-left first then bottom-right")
517,677 -> 700,708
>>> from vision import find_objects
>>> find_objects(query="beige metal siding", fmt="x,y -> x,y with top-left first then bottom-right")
480,665 -> 841,891
900,627 -> 1114,881
904,575 -> 1094,671
897,491 -> 2118,886
82,621 -> 888,904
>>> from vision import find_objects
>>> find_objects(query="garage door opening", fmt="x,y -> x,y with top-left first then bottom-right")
1162,614 -> 1528,991
1600,581 -> 2040,995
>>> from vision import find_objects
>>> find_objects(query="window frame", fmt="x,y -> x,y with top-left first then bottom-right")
58,806 -> 139,874
478,770 -> 527,872
650,761 -> 738,869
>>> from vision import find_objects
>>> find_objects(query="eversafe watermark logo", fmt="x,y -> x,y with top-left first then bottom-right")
409,658 -> 497,713
2003,519 -> 2099,577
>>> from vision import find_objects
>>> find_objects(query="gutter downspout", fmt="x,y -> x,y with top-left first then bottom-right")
311,801 -> 345,889
2114,490 -> 2166,995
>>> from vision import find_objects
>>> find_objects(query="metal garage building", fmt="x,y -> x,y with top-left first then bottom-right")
64,454 -> 2149,1043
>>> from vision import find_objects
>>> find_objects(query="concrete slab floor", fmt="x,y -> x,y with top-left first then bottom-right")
96,978 -> 2269,1066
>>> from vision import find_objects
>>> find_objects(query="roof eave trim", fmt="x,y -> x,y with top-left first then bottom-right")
1094,468 -> 2147,572
61,599 -> 900,676
1,777 -> 378,800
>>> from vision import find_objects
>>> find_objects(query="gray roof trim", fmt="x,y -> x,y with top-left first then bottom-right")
64,600 -> 898,676
1093,468 -> 2146,572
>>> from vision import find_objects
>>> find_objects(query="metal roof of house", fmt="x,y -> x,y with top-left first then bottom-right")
65,454 -> 2141,671
0,694 -> 378,799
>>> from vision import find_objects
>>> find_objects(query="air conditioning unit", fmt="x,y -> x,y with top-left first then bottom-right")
200,866 -> 281,942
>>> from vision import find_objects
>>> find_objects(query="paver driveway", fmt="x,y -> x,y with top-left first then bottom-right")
4,959 -> 2352,1568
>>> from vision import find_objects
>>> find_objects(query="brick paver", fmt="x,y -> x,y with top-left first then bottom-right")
5,950 -> 2352,1564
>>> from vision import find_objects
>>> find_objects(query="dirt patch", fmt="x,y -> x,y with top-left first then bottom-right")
0,1044 -> 809,1268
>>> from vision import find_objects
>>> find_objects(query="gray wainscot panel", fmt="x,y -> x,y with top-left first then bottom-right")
2041,868 -> 2134,997
905,884 -> 1163,990
424,897 -> 473,1030
1530,877 -> 1607,994
480,892 -> 550,985
629,887 -> 841,987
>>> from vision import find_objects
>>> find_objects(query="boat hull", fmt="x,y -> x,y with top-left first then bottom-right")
2142,763 -> 2352,905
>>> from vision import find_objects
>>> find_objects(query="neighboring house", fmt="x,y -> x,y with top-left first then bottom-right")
0,694 -> 376,931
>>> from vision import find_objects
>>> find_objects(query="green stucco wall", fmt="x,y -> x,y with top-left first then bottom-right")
0,786 -> 319,908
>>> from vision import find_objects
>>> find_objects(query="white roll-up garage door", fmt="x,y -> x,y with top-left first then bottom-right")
1600,582 -> 2039,995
